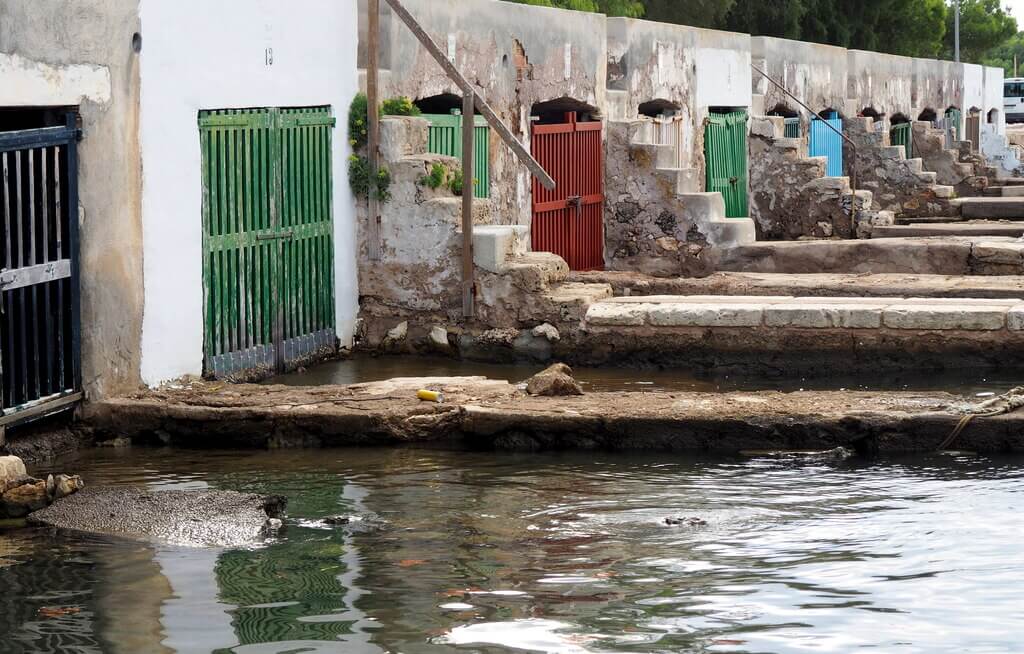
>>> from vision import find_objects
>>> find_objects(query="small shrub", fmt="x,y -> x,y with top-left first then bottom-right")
380,96 -> 421,117
348,93 -> 369,150
420,162 -> 448,189
449,167 -> 465,196
348,154 -> 391,203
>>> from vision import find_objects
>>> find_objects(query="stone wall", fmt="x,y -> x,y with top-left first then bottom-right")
752,36 -> 847,129
748,116 -> 875,239
360,0 -> 607,227
844,118 -> 957,218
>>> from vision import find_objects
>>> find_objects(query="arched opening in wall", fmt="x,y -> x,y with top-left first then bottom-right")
414,93 -> 491,200
810,108 -> 844,177
860,107 -> 880,119
0,106 -> 73,132
767,103 -> 800,138
944,106 -> 963,142
413,93 -> 467,116
966,107 -> 982,151
890,113 -> 912,158
529,97 -> 604,271
530,97 -> 600,125
988,108 -> 1000,124
918,108 -> 938,124
638,99 -> 684,168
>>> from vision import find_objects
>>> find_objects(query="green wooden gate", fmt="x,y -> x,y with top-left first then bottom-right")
890,122 -> 912,159
424,112 -> 490,198
704,110 -> 749,218
945,108 -> 962,141
199,106 -> 336,378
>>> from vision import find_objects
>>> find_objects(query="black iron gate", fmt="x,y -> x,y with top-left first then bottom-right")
0,113 -> 81,432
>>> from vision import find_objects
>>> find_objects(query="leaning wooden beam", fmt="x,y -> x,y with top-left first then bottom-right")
382,0 -> 556,191
461,93 -> 476,317
366,0 -> 382,260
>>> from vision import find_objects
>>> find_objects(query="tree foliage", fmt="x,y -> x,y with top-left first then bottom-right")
504,0 -> 1016,64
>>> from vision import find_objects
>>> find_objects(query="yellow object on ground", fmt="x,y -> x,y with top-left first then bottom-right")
417,389 -> 444,403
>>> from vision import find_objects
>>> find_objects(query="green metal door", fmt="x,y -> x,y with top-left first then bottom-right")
704,110 -> 749,218
424,112 -> 490,198
891,122 -> 912,159
199,106 -> 336,378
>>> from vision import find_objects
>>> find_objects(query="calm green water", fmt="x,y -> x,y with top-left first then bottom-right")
2,448 -> 1023,653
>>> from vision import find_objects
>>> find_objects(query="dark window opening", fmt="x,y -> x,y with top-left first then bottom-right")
889,113 -> 910,125
918,108 -> 938,123
414,93 -> 474,116
860,107 -> 880,119
0,107 -> 74,133
531,97 -> 600,125
988,108 -> 1000,124
638,99 -> 681,118
767,103 -> 798,119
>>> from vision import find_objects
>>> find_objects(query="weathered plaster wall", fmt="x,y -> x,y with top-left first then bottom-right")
983,66 -> 1006,134
912,58 -> 964,118
0,0 -> 143,399
606,18 -> 751,182
847,50 -> 916,118
363,0 -> 607,227
138,0 -> 360,385
751,36 -> 846,124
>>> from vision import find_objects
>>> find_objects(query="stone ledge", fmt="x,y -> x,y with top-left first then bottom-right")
585,296 -> 1024,331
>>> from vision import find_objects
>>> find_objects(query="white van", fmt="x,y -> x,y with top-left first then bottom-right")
1005,78 -> 1024,123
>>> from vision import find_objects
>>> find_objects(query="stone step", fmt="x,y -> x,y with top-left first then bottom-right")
872,222 -> 1024,238
916,171 -> 938,184
503,252 -> 570,292
473,225 -> 530,273
895,214 -> 966,224
983,185 -> 1024,197
540,282 -> 614,323
711,236 -> 1024,276
880,145 -> 907,160
585,295 -> 1024,331
655,167 -> 701,195
998,178 -> 1024,186
904,157 -> 924,173
567,270 -> 1024,300
959,197 -> 1024,219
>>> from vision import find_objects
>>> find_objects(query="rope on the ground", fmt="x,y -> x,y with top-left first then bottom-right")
939,386 -> 1024,451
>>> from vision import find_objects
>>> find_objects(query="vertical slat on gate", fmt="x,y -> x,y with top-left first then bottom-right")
55,143 -> 65,395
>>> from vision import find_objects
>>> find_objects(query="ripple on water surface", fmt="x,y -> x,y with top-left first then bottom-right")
1,448 -> 1023,653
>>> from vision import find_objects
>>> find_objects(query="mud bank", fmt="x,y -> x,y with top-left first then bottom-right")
86,377 -> 1024,454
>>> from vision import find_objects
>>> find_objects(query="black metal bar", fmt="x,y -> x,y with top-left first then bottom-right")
15,150 -> 27,406
41,147 -> 54,397
0,126 -> 77,153
66,112 -> 82,393
55,145 -> 65,392
0,390 -> 82,428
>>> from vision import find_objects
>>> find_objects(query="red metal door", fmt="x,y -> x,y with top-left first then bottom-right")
531,113 -> 604,271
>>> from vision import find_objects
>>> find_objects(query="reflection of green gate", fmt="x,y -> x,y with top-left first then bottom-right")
704,109 -> 748,218
424,112 -> 490,198
891,122 -> 912,159
199,106 -> 336,378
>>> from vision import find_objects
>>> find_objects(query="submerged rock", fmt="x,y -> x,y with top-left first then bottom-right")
665,517 -> 707,527
28,488 -> 287,548
321,513 -> 388,532
526,363 -> 584,397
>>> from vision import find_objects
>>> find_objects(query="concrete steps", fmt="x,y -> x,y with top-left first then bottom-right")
983,185 -> 1024,197
568,270 -> 1024,300
960,197 -> 1024,219
712,236 -> 1024,275
872,222 -> 1024,238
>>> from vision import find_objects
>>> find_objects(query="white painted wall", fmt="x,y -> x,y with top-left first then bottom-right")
695,47 -> 752,109
983,66 -> 1006,135
138,0 -> 359,385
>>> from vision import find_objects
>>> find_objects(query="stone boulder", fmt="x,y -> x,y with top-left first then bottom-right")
525,363 -> 584,397
0,455 -> 85,518
0,456 -> 27,483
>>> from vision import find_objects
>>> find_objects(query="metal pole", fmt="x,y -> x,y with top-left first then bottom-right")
955,0 -> 961,63
461,92 -> 475,318
366,0 -> 382,260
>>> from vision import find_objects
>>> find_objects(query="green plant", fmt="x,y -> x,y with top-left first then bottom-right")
380,96 -> 421,117
348,154 -> 392,202
448,168 -> 479,197
348,93 -> 369,150
420,162 -> 448,189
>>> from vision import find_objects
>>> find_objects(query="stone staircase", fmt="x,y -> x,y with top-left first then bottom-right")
472,225 -> 613,327
912,121 -> 989,197
846,117 -> 959,220
874,195 -> 1024,238
748,115 -> 888,239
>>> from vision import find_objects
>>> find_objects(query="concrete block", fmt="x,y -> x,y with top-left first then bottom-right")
932,185 -> 955,199
473,225 -> 530,273
765,303 -> 886,329
584,302 -> 650,326
882,304 -> 1008,330
647,303 -> 764,327
1007,305 -> 1024,330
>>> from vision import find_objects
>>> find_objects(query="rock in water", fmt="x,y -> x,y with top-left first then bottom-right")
526,363 -> 584,397
1,479 -> 49,517
665,517 -> 707,527
0,456 -> 27,483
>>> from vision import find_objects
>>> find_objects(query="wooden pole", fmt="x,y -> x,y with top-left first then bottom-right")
461,93 -> 476,318
366,0 -> 382,260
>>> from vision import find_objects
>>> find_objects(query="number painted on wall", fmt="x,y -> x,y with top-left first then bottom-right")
265,48 -> 274,66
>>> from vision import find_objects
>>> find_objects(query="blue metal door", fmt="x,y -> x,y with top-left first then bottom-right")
809,113 -> 843,177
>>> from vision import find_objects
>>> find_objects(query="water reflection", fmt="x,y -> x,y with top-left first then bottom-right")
0,448 -> 1022,653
